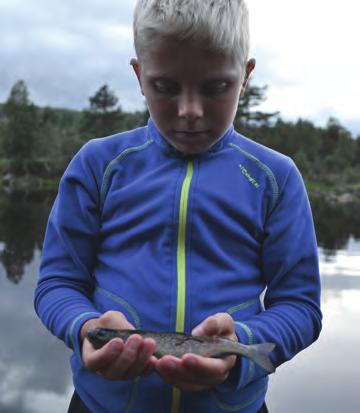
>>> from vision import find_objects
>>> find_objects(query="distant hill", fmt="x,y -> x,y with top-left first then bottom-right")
0,102 -> 83,126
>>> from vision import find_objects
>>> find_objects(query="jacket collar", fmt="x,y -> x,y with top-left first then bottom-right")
147,118 -> 235,158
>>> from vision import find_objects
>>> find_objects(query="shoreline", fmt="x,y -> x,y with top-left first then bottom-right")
1,173 -> 359,205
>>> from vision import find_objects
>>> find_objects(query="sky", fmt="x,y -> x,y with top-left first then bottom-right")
1,0 -> 359,136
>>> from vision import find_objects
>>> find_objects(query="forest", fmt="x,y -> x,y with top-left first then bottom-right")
0,80 -> 359,201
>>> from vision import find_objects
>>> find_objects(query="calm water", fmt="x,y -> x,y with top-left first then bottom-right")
0,192 -> 359,413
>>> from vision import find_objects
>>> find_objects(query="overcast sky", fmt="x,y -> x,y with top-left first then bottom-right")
1,0 -> 359,136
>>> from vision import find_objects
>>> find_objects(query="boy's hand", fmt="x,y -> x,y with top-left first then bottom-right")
155,313 -> 237,392
81,311 -> 157,381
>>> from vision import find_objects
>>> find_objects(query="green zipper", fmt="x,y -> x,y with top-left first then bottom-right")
171,159 -> 194,413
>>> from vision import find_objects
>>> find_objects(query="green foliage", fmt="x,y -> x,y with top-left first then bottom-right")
80,84 -> 125,140
2,80 -> 39,160
0,192 -> 51,283
0,80 -> 359,196
234,81 -> 279,130
36,106 -> 83,159
311,197 -> 360,250
121,106 -> 150,130
243,115 -> 359,195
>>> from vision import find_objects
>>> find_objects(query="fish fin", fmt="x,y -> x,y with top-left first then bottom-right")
245,342 -> 276,373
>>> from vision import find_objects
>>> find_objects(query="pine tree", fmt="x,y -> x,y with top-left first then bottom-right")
81,84 -> 124,139
2,80 -> 38,160
234,82 -> 278,130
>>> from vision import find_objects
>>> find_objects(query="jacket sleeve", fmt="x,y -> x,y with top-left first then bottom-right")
34,142 -> 103,362
233,161 -> 322,389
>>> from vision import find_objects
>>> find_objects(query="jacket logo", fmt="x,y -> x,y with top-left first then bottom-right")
238,164 -> 260,188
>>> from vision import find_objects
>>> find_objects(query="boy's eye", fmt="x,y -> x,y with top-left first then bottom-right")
202,81 -> 230,95
153,80 -> 179,95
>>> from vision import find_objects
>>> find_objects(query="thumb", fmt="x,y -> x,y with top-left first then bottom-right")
98,311 -> 135,330
192,313 -> 235,337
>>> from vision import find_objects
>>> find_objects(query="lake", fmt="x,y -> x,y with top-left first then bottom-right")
0,192 -> 359,413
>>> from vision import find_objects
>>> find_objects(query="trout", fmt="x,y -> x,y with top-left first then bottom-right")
87,328 -> 276,373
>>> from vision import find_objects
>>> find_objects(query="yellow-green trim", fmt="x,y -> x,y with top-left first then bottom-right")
95,287 -> 142,329
100,139 -> 154,212
175,160 -> 193,333
171,388 -> 181,413
171,160 -> 194,413
235,321 -> 255,385
211,383 -> 268,412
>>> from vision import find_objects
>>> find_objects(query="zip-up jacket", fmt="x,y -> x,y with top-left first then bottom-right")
35,118 -> 322,413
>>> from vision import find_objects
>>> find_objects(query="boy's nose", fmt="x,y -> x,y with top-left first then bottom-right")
178,93 -> 204,120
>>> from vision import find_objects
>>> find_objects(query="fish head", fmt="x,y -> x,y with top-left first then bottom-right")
87,328 -> 116,348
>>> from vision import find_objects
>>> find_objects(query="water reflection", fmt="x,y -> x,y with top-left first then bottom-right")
0,252 -> 71,413
267,289 -> 360,413
319,237 -> 360,292
311,196 -> 360,253
0,191 -> 54,284
0,192 -> 359,283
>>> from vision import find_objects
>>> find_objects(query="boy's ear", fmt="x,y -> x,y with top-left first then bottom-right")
240,58 -> 256,97
130,58 -> 144,95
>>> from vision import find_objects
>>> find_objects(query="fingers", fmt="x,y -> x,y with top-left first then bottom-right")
81,311 -> 156,381
156,312 -> 237,391
83,334 -> 157,381
155,353 -> 236,392
83,337 -> 125,372
110,335 -> 157,380
80,311 -> 134,343
192,312 -> 235,339
156,355 -> 210,391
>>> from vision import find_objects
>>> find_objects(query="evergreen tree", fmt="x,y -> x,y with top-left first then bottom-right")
2,80 -> 38,160
234,81 -> 278,130
81,84 -> 124,139
121,104 -> 149,130
35,107 -> 81,159
321,117 -> 352,156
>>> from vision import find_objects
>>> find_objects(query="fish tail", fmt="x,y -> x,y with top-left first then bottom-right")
241,342 -> 276,373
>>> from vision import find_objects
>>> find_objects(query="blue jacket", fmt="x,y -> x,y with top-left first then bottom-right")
35,119 -> 322,413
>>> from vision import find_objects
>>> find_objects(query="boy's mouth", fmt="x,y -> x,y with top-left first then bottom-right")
174,130 -> 209,135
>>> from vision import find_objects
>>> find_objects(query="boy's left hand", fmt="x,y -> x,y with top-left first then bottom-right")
155,313 -> 237,392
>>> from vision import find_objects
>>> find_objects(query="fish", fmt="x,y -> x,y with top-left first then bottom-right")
87,328 -> 276,373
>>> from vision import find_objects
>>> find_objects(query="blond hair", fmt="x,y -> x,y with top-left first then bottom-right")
133,0 -> 250,68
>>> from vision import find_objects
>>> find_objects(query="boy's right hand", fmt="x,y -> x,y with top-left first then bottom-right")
80,311 -> 157,381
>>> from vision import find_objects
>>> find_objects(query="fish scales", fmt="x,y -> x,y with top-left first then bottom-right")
87,328 -> 276,373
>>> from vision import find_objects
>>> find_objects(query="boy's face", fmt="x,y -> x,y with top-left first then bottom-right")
132,36 -> 254,155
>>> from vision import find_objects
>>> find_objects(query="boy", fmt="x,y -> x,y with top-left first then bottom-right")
34,1 -> 322,412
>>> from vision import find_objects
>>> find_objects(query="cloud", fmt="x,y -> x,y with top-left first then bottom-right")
248,0 -> 360,133
0,0 -> 141,111
267,288 -> 360,413
0,253 -> 72,413
0,0 -> 359,135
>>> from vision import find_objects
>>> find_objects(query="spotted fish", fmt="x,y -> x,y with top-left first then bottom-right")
87,328 -> 276,373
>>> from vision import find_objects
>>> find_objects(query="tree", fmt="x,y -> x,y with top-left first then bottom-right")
121,104 -> 150,130
321,117 -> 352,156
355,136 -> 360,164
81,84 -> 124,139
2,80 -> 38,160
234,81 -> 278,130
7,79 -> 29,105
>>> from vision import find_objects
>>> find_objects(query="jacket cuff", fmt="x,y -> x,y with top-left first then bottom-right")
69,311 -> 102,364
234,321 -> 257,388
214,321 -> 255,393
